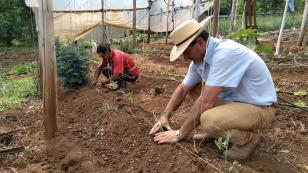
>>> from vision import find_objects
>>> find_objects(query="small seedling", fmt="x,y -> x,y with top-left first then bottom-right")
215,129 -> 237,163
155,116 -> 165,132
294,90 -> 308,97
294,100 -> 307,108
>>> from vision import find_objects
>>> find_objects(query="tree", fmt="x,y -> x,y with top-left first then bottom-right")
0,0 -> 35,47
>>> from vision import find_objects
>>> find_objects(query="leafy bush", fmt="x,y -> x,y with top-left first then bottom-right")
55,38 -> 90,91
229,28 -> 273,56
0,0 -> 36,47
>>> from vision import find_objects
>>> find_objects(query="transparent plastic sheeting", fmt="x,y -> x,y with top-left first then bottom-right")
28,0 -> 213,38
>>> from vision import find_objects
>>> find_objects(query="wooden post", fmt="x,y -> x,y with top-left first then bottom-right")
165,0 -> 170,44
37,0 -> 58,138
275,0 -> 289,57
229,0 -> 238,34
212,0 -> 220,37
242,0 -> 246,29
297,0 -> 308,46
133,0 -> 137,48
147,2 -> 152,44
252,0 -> 257,28
101,0 -> 106,43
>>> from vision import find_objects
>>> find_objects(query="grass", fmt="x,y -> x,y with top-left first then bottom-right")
219,13 -> 303,35
0,66 -> 37,111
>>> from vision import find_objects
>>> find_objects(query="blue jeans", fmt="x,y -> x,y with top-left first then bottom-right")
101,67 -> 138,87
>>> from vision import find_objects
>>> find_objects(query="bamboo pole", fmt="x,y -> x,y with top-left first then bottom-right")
165,0 -> 170,44
297,0 -> 308,46
229,0 -> 238,34
275,0 -> 289,57
147,2 -> 152,44
133,0 -> 137,48
38,0 -> 58,139
212,0 -> 220,37
101,0 -> 106,43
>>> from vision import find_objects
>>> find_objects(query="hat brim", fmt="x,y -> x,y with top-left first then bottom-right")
170,15 -> 213,62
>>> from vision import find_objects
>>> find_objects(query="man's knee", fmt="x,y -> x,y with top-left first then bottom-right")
200,111 -> 222,135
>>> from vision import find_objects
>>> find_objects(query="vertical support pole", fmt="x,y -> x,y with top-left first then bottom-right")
147,2 -> 152,44
242,0 -> 246,29
38,0 -> 57,139
212,0 -> 220,37
229,0 -> 238,34
133,0 -> 137,48
297,0 -> 308,46
101,0 -> 106,43
165,0 -> 170,44
275,0 -> 289,57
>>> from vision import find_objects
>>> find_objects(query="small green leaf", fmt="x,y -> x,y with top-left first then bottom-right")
294,90 -> 308,97
294,100 -> 307,107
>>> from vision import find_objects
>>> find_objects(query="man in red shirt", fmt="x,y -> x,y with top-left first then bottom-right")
93,44 -> 140,90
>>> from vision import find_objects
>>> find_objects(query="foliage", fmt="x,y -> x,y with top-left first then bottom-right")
10,61 -> 37,75
293,90 -> 308,97
0,0 -> 36,47
0,76 -> 36,111
294,100 -> 307,107
219,13 -> 303,35
215,129 -> 237,163
229,28 -> 273,56
55,38 -> 90,91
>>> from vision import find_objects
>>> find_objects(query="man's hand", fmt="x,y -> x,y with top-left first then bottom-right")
100,78 -> 110,86
154,130 -> 178,144
149,116 -> 172,135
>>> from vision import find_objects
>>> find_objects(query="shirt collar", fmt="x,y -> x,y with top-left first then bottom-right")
204,37 -> 221,65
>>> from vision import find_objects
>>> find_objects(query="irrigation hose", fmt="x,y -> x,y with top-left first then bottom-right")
278,97 -> 308,112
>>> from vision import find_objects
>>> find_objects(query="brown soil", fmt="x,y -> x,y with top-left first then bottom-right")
0,31 -> 307,173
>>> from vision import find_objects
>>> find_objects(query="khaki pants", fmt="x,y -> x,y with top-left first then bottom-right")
189,83 -> 275,145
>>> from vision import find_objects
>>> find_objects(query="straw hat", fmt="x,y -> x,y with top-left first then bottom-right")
169,16 -> 213,61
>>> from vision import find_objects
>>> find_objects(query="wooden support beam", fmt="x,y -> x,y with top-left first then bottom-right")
275,0 -> 289,57
212,0 -> 220,37
101,0 -> 106,43
53,7 -> 149,13
165,0 -> 170,44
38,0 -> 58,139
147,2 -> 152,44
133,0 -> 137,48
229,0 -> 238,34
297,0 -> 308,46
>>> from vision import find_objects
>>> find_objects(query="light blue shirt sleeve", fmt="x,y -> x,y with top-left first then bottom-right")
183,62 -> 202,87
206,48 -> 253,88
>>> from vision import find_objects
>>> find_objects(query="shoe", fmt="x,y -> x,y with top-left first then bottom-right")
225,136 -> 263,160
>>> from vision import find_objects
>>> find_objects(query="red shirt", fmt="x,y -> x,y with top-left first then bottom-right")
98,49 -> 140,76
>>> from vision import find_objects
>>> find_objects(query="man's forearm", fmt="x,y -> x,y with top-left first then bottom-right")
162,85 -> 188,119
179,97 -> 212,137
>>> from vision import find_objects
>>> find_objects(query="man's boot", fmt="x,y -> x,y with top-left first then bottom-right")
225,135 -> 262,160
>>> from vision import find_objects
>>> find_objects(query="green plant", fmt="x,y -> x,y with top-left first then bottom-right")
215,129 -> 237,163
55,38 -> 90,91
120,36 -> 134,53
10,61 -> 37,75
294,100 -> 307,108
155,116 -> 165,132
294,90 -> 308,97
0,77 -> 37,111
229,28 -> 273,56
